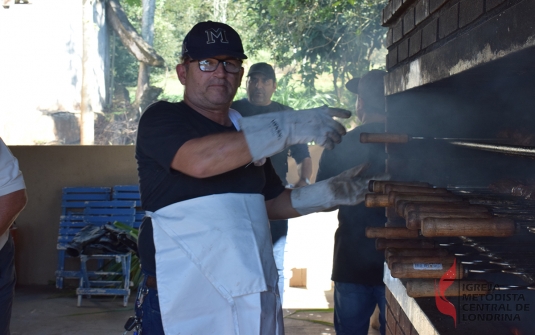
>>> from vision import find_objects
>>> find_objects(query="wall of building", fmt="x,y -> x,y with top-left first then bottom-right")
0,0 -> 108,145
9,145 -> 138,286
9,144 -> 337,291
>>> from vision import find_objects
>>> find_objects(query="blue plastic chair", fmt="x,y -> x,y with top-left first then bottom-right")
112,185 -> 145,228
76,200 -> 136,307
56,187 -> 111,289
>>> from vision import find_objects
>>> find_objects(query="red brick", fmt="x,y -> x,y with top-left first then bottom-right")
393,0 -> 403,13
415,0 -> 429,25
404,7 -> 415,33
387,48 -> 398,69
398,39 -> 409,61
409,29 -> 422,56
438,3 -> 458,39
393,20 -> 404,42
383,2 -> 393,24
391,296 -> 401,320
399,309 -> 412,335
421,18 -> 437,48
486,0 -> 505,11
429,0 -> 446,13
387,304 -> 397,325
386,287 -> 394,304
459,0 -> 484,28
395,321 -> 406,335
385,28 -> 394,48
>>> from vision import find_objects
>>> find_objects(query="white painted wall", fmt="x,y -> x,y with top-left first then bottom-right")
0,0 -> 108,144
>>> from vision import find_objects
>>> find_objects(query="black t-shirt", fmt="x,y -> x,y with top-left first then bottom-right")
135,101 -> 285,276
231,98 -> 311,242
316,122 -> 386,285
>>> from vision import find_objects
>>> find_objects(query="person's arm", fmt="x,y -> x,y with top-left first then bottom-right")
0,189 -> 27,236
171,132 -> 253,178
294,157 -> 312,187
171,106 -> 349,179
266,164 -> 387,219
265,189 -> 301,220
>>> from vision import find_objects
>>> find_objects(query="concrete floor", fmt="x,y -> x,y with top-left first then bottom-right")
11,286 -> 381,335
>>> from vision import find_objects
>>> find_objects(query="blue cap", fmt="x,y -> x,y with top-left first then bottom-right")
181,21 -> 248,60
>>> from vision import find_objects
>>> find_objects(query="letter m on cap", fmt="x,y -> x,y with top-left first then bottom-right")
205,28 -> 229,44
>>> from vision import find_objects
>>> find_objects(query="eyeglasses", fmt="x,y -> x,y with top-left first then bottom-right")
190,58 -> 242,74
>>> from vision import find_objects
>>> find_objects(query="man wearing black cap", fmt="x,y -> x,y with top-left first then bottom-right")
316,70 -> 388,335
231,63 -> 312,304
135,21 -> 379,334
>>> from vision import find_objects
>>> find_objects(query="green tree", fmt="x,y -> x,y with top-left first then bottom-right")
245,0 -> 387,100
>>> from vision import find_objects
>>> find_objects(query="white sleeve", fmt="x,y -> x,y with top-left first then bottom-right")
0,138 -> 26,196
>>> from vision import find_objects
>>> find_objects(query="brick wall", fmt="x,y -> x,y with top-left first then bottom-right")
381,0 -> 511,70
385,287 -> 420,335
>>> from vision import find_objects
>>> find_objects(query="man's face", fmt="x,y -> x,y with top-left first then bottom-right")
176,56 -> 244,110
246,73 -> 276,106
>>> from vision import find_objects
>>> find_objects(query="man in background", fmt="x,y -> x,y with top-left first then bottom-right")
0,138 -> 27,335
231,62 -> 312,303
316,70 -> 387,335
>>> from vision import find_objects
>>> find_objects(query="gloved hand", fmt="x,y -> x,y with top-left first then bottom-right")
290,163 -> 389,215
238,106 -> 351,161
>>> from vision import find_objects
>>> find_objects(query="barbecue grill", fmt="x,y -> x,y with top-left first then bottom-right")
370,0 -> 535,334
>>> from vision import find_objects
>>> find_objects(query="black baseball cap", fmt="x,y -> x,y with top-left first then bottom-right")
247,62 -> 276,81
181,21 -> 247,60
345,70 -> 386,112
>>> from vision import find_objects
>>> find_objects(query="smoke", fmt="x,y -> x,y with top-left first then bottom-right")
383,64 -> 535,187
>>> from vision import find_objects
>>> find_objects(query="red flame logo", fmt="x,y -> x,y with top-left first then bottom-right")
434,258 -> 457,327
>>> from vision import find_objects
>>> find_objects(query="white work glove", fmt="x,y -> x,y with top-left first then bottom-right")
290,164 -> 389,215
238,106 -> 351,161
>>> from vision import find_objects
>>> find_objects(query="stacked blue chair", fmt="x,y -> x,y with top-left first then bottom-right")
76,200 -> 136,307
56,187 -> 111,289
112,185 -> 145,229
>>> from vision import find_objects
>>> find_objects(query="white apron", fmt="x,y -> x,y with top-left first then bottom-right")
148,193 -> 284,335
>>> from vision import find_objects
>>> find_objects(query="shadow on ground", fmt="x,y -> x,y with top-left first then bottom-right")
11,286 -> 379,335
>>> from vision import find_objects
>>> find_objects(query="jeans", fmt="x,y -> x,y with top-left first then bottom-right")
333,281 -> 386,335
134,273 -> 164,335
272,234 -> 287,305
0,234 -> 16,335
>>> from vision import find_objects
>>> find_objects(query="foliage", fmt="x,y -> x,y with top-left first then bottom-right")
245,0 -> 387,99
102,222 -> 142,288
273,74 -> 336,109
109,0 -> 386,131
111,36 -> 139,87
111,2 -> 142,87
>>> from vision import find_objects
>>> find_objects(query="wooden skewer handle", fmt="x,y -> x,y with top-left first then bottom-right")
406,279 -> 490,297
385,247 -> 449,260
360,133 -> 409,144
391,262 -> 464,279
365,194 -> 390,207
365,227 -> 420,239
384,185 -> 448,195
375,238 -> 436,250
421,218 -> 516,237
391,193 -> 463,208
369,180 -> 430,193
387,255 -> 456,266
402,203 -> 488,219
406,211 -> 493,230
396,199 -> 469,216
